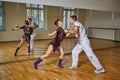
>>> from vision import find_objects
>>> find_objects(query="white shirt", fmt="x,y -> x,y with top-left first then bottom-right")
31,22 -> 38,36
73,21 -> 87,40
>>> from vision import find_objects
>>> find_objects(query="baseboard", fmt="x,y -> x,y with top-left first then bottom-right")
0,37 -> 76,43
88,37 -> 120,42
1,37 -> 119,43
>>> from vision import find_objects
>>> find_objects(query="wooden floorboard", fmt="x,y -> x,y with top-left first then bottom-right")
0,38 -> 120,80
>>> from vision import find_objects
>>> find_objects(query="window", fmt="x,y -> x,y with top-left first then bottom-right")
0,2 -> 3,30
27,4 -> 44,29
62,7 -> 77,29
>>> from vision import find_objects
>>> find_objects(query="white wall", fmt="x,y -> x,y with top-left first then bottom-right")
0,2 -> 26,41
85,10 -> 120,40
90,11 -> 113,27
2,0 -> 120,12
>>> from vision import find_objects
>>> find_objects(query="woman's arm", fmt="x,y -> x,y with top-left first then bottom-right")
66,33 -> 71,37
64,30 -> 70,37
48,31 -> 57,37
11,26 -> 21,31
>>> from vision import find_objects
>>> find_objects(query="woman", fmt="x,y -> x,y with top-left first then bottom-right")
12,20 -> 33,56
34,19 -> 69,69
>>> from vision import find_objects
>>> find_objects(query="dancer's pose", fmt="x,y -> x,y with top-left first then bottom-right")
12,20 -> 33,56
28,18 -> 39,52
34,19 -> 69,69
68,15 -> 105,73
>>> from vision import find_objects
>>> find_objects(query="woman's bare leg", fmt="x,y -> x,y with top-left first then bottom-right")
34,44 -> 53,69
14,38 -> 25,56
59,46 -> 64,59
40,45 -> 54,59
18,38 -> 26,47
27,40 -> 30,55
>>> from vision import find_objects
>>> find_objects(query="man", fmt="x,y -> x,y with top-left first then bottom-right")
28,18 -> 39,52
68,15 -> 105,73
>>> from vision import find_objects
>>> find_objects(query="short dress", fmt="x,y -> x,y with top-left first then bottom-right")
20,25 -> 33,42
49,27 -> 66,52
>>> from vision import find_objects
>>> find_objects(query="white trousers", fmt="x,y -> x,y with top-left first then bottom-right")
71,38 -> 103,69
30,34 -> 36,51
30,28 -> 39,51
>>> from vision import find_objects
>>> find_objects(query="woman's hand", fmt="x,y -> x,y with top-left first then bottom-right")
48,33 -> 52,37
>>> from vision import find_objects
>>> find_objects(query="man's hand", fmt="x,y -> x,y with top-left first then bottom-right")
64,30 -> 69,33
68,26 -> 79,34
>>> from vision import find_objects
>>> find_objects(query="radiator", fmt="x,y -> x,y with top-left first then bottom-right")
115,29 -> 120,41
88,27 -> 93,37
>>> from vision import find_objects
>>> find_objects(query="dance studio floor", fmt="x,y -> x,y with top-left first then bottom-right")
0,38 -> 120,80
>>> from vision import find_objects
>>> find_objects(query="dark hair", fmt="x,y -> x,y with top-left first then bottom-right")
70,15 -> 77,21
54,19 -> 60,26
25,20 -> 29,25
28,18 -> 32,21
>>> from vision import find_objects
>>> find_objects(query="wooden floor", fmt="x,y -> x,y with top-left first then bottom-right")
0,38 -> 120,80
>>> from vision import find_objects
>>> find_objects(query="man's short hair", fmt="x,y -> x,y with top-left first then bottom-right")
70,15 -> 77,21
28,18 -> 32,21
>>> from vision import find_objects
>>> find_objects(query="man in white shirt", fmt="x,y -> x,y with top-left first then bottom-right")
28,18 -> 39,52
68,15 -> 105,73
